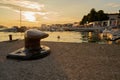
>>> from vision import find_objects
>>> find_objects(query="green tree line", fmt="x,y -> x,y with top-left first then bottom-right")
80,8 -> 109,25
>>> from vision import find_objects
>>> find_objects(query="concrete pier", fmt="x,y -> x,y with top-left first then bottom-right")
0,40 -> 120,80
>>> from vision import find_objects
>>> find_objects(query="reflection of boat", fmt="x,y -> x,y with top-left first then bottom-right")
102,28 -> 120,40
102,28 -> 111,37
111,30 -> 120,41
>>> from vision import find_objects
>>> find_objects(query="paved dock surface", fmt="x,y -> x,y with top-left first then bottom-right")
0,40 -> 120,80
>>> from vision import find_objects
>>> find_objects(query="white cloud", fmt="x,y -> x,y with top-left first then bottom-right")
0,0 -> 45,11
106,3 -> 120,8
0,0 -> 60,22
22,11 -> 36,22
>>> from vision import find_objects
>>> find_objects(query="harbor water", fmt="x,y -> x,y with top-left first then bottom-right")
0,31 -> 118,44
0,31 -> 83,43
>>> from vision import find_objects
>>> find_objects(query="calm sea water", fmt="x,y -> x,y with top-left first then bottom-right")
0,32 -> 24,42
0,31 -> 84,43
0,31 -> 116,44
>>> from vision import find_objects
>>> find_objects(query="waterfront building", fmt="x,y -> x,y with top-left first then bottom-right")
86,13 -> 120,28
107,13 -> 120,20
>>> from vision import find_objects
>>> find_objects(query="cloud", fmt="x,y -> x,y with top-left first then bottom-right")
0,0 -> 45,12
0,0 -> 60,22
0,0 -> 63,23
106,3 -> 120,8
22,11 -> 36,22
35,11 -> 59,21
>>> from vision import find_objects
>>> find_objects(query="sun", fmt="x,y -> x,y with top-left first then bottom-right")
23,12 -> 36,22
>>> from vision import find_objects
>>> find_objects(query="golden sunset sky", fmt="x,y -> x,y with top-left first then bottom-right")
0,0 -> 120,27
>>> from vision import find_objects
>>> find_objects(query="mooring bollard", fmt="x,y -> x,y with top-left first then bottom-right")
7,29 -> 50,60
9,34 -> 12,41
24,29 -> 48,51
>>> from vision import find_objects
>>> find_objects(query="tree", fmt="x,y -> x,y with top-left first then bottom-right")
80,8 -> 109,25
118,10 -> 120,18
97,10 -> 108,21
88,8 -> 98,22
80,15 -> 88,25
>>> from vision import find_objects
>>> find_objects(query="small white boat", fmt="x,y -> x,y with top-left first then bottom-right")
111,30 -> 120,41
102,28 -> 120,40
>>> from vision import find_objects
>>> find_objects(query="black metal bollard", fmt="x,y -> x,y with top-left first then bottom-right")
24,29 -> 49,51
25,38 -> 41,51
9,34 -> 12,41
7,29 -> 50,60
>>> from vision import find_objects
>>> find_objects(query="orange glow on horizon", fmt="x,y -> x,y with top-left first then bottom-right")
0,0 -> 118,27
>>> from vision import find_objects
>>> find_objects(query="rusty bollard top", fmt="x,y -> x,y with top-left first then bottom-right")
24,29 -> 49,50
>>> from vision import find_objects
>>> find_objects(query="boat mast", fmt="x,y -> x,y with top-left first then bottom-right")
20,8 -> 22,27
